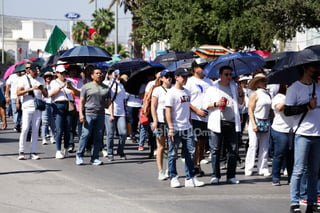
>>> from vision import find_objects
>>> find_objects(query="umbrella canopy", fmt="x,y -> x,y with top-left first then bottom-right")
194,45 -> 234,59
59,45 -> 112,63
153,51 -> 198,67
264,51 -> 296,69
248,50 -> 272,59
166,58 -> 195,71
124,63 -> 165,95
111,58 -> 150,76
267,46 -> 320,84
203,52 -> 265,79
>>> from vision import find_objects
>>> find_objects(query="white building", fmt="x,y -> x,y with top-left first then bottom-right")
283,28 -> 320,51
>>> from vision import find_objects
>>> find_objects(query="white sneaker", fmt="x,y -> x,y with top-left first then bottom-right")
259,171 -> 271,177
18,152 -> 25,160
158,171 -> 168,181
170,176 -> 181,188
227,178 -> 240,184
245,171 -> 253,176
102,149 -> 108,158
55,151 -> 64,159
30,153 -> 40,160
42,139 -> 48,145
185,177 -> 205,187
50,137 -> 56,144
200,159 -> 210,164
210,177 -> 220,184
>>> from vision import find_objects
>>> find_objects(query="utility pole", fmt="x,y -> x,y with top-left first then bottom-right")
1,0 -> 4,64
114,1 -> 118,55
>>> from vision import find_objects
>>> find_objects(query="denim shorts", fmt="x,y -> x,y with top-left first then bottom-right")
153,122 -> 167,137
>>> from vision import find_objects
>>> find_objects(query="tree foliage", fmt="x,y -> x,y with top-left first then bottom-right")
135,0 -> 320,51
91,8 -> 115,40
72,21 -> 89,45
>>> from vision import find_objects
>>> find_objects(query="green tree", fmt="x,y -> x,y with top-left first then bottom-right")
72,21 -> 89,45
105,43 -> 130,58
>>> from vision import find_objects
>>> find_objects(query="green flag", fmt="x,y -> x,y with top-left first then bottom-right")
44,26 -> 72,54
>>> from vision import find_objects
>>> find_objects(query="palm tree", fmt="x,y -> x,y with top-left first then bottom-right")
91,8 -> 114,41
72,21 -> 89,45
89,0 -> 142,58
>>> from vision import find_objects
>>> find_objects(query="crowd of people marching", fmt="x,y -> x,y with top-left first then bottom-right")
1,57 -> 320,212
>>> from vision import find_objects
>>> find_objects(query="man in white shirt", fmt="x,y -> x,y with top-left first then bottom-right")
165,68 -> 205,188
5,63 -> 27,132
16,63 -> 47,160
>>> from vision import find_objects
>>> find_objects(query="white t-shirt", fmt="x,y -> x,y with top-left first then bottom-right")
49,79 -> 75,102
127,94 -> 142,108
152,86 -> 170,123
184,76 -> 213,122
271,93 -> 293,133
165,87 -> 191,131
6,74 -> 21,99
145,80 -> 155,93
17,74 -> 45,111
253,88 -> 272,119
105,80 -> 128,116
285,81 -> 320,136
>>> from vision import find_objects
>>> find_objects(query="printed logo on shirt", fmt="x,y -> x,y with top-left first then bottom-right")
196,84 -> 203,93
180,95 -> 190,103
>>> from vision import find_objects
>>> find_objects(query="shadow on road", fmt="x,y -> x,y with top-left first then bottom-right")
0,169 -> 61,175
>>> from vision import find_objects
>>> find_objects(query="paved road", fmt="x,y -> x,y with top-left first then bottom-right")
0,119 -> 296,213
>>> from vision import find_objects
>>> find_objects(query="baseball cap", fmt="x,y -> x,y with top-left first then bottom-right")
55,65 -> 66,73
192,58 -> 208,68
174,68 -> 190,76
160,69 -> 170,77
29,63 -> 40,72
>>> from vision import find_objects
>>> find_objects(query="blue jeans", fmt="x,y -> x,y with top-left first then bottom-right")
53,102 -> 72,151
290,134 -> 320,205
11,98 -> 22,128
77,114 -> 104,160
127,106 -> 140,139
271,128 -> 293,183
168,128 -> 195,180
209,121 -> 238,179
41,103 -> 56,140
105,114 -> 127,156
139,124 -> 149,146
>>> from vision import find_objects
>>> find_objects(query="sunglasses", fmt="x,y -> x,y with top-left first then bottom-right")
164,74 -> 172,79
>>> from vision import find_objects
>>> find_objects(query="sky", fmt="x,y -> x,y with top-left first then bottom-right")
4,0 -> 133,43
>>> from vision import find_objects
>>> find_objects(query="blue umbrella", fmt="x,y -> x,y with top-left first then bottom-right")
58,45 -> 112,63
111,58 -> 150,76
92,61 -> 110,71
203,52 -> 265,79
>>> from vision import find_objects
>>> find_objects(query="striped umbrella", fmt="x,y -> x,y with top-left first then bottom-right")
194,45 -> 234,59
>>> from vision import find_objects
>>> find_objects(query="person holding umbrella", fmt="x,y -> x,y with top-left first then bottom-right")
284,63 -> 320,213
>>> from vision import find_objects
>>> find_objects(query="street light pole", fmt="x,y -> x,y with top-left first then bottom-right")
114,1 -> 118,55
1,0 -> 4,64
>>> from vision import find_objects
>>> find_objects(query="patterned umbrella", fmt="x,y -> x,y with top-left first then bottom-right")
194,45 -> 234,59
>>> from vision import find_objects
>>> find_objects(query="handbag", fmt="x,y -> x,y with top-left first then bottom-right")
68,101 -> 75,112
255,118 -> 270,133
34,98 -> 46,111
139,109 -> 149,125
26,76 -> 46,111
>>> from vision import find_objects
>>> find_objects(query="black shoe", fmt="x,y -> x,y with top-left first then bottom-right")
68,145 -> 75,153
194,167 -> 205,177
119,154 -> 127,160
306,205 -> 320,213
290,205 -> 301,213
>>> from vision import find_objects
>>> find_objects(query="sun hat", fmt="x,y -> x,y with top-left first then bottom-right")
13,63 -> 26,73
248,73 -> 267,90
238,75 -> 252,82
55,65 -> 66,73
174,68 -> 191,76
43,71 -> 54,77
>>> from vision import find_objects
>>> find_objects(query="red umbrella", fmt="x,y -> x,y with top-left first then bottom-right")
248,50 -> 271,59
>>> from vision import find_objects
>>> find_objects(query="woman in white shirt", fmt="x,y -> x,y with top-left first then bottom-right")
245,73 -> 272,176
150,69 -> 172,181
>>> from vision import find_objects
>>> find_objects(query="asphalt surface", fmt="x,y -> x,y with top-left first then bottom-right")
0,118 -> 298,213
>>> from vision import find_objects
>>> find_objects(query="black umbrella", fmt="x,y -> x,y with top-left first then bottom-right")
110,58 -> 150,76
267,46 -> 320,84
264,51 -> 296,69
153,51 -> 198,67
58,45 -> 112,63
124,63 -> 165,95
